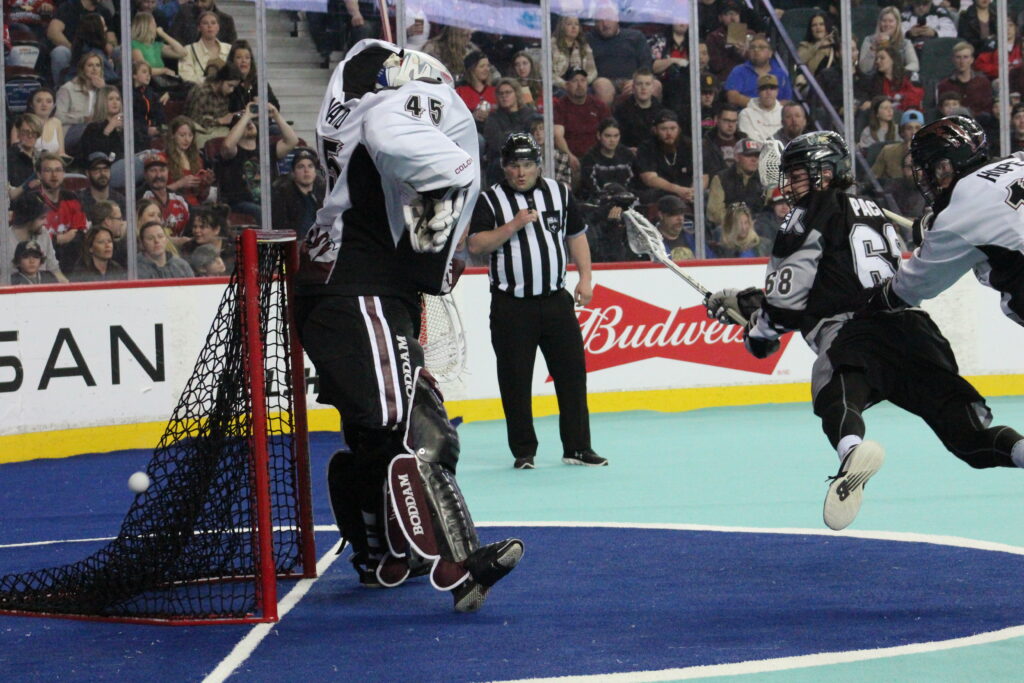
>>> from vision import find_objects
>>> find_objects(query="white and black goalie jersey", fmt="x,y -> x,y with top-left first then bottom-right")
892,155 -> 1024,325
297,39 -> 481,300
760,187 -> 904,351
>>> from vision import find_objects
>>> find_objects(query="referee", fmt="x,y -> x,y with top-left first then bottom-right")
468,133 -> 607,470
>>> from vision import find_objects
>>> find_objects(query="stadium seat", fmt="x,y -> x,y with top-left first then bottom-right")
918,38 -> 958,85
62,173 -> 89,192
163,98 -> 186,122
5,72 -> 45,114
850,6 -> 878,43
863,141 -> 888,166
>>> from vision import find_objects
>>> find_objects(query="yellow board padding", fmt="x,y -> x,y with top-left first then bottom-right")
2,374 -> 1022,464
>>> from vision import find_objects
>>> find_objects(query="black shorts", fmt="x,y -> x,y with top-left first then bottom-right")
295,294 -> 423,430
821,310 -> 986,422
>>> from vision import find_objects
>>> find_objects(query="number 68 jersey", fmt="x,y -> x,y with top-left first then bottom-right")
760,186 -> 904,352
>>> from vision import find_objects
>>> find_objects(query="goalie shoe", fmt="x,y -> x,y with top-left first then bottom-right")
452,538 -> 524,613
823,440 -> 885,531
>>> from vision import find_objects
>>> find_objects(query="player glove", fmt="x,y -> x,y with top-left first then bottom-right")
860,279 -> 910,316
404,187 -> 467,253
704,286 -> 765,325
743,309 -> 781,359
911,208 -> 933,246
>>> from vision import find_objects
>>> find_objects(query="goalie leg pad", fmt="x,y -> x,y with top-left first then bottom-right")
327,449 -> 387,581
403,367 -> 459,467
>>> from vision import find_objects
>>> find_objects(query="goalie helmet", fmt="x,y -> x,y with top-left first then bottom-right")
376,49 -> 454,90
500,132 -> 542,166
910,115 -> 988,204
779,131 -> 851,200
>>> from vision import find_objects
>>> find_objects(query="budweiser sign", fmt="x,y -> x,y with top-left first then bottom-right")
573,285 -> 792,375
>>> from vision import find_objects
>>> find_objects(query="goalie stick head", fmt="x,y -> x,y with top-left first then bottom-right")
778,131 -> 851,202
910,115 -> 988,205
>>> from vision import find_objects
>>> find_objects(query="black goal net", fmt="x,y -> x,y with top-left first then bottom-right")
0,230 -> 315,624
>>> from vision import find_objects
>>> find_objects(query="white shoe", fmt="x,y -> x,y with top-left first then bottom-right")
823,440 -> 885,531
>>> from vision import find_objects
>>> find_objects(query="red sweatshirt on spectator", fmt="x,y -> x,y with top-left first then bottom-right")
975,44 -> 1023,80
553,94 -> 611,158
937,72 -> 994,118
38,191 -> 87,239
875,75 -> 923,113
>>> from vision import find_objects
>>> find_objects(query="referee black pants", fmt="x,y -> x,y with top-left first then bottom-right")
489,288 -> 591,460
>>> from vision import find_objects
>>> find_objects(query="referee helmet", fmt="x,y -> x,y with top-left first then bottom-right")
501,133 -> 542,167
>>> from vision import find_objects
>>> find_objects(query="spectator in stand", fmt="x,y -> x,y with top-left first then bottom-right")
180,203 -> 235,272
613,68 -> 662,151
270,147 -> 325,242
698,0 -> 767,41
13,89 -> 65,158
185,62 -> 243,146
937,42 -> 995,118
70,13 -> 118,84
45,0 -> 115,86
33,152 -> 88,272
958,0 -> 997,61
868,45 -> 923,112
137,196 -> 164,226
56,53 -> 105,153
78,152 -> 126,216
650,22 -> 690,117
456,51 -> 497,131
706,0 -> 753,82
797,11 -> 839,77
754,187 -> 790,250
484,78 -> 536,182
871,108 -> 924,179
976,18 -> 1021,80
138,151 -> 191,239
178,11 -> 232,85
579,118 -> 635,201
1007,103 -> 1024,153
706,138 -> 763,227
189,244 -> 227,275
130,11 -> 188,90
78,86 -> 124,168
165,116 -> 213,207
530,117 -> 573,188
858,95 -> 898,151
818,36 -> 873,117
87,199 -> 128,266
136,0 -> 172,31
635,109 -> 694,205
553,66 -> 611,167
551,15 -> 597,92
132,60 -> 168,150
402,5 -> 430,52
725,34 -> 793,108
8,113 -> 41,189
738,73 -> 783,142
701,103 -> 745,186
7,192 -> 67,282
423,26 -> 478,82
137,220 -> 195,279
901,0 -> 956,56
656,194 -> 708,260
509,51 -> 542,109
699,73 -> 721,132
587,3 -> 653,105
71,226 -> 125,281
471,31 -> 526,77
227,39 -> 281,114
10,240 -> 59,286
938,90 -> 966,117
585,181 -> 639,263
169,0 -> 237,46
859,6 -> 919,78
218,103 -> 299,222
715,202 -> 767,258
773,101 -> 809,146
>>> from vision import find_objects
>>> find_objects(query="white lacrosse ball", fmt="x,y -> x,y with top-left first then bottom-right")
128,471 -> 151,493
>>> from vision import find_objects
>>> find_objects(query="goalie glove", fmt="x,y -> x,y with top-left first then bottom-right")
743,309 -> 781,359
404,186 -> 468,253
704,286 -> 765,325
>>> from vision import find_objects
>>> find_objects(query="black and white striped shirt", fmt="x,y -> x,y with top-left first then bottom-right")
469,177 -> 586,297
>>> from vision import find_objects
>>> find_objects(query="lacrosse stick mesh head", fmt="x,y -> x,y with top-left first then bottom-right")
759,139 -> 784,189
623,209 -> 669,259
419,295 -> 466,383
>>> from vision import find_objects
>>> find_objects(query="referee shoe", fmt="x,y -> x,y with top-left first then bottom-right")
823,440 -> 885,531
452,538 -> 524,613
562,449 -> 608,466
513,456 -> 535,469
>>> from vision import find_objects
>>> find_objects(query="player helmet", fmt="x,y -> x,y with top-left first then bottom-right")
779,131 -> 851,201
909,115 -> 988,204
376,49 -> 454,90
500,132 -> 542,167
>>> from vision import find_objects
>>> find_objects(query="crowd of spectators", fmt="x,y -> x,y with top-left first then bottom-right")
8,0 -> 1024,284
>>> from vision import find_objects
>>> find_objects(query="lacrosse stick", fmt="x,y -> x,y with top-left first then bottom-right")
419,294 -> 467,383
622,209 -> 747,325
760,138 -> 914,229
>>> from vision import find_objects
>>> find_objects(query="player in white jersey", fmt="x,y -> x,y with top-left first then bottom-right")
294,40 -> 522,612
867,116 -> 1024,324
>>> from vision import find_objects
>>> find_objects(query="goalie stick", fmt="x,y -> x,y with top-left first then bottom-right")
622,209 -> 747,325
758,139 -> 914,230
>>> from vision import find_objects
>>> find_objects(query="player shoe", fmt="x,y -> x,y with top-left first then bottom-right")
823,440 -> 885,531
452,538 -> 524,613
513,456 -> 535,469
562,449 -> 608,467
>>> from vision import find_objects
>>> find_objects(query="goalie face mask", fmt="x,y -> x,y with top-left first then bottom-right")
377,49 -> 454,90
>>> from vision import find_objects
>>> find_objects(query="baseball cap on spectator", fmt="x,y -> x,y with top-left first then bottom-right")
143,151 -> 168,169
653,109 -> 678,125
719,0 -> 742,15
562,66 -> 588,81
13,240 -> 44,263
10,193 -> 47,225
757,74 -> 779,90
700,74 -> 718,92
900,109 -> 925,126
735,139 -> 763,156
291,147 -> 318,169
87,151 -> 114,169
657,195 -> 688,216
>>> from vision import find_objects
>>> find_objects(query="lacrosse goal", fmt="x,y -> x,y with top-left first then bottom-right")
0,230 -> 316,625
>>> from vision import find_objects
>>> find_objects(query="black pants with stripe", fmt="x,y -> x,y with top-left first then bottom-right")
489,288 -> 591,460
